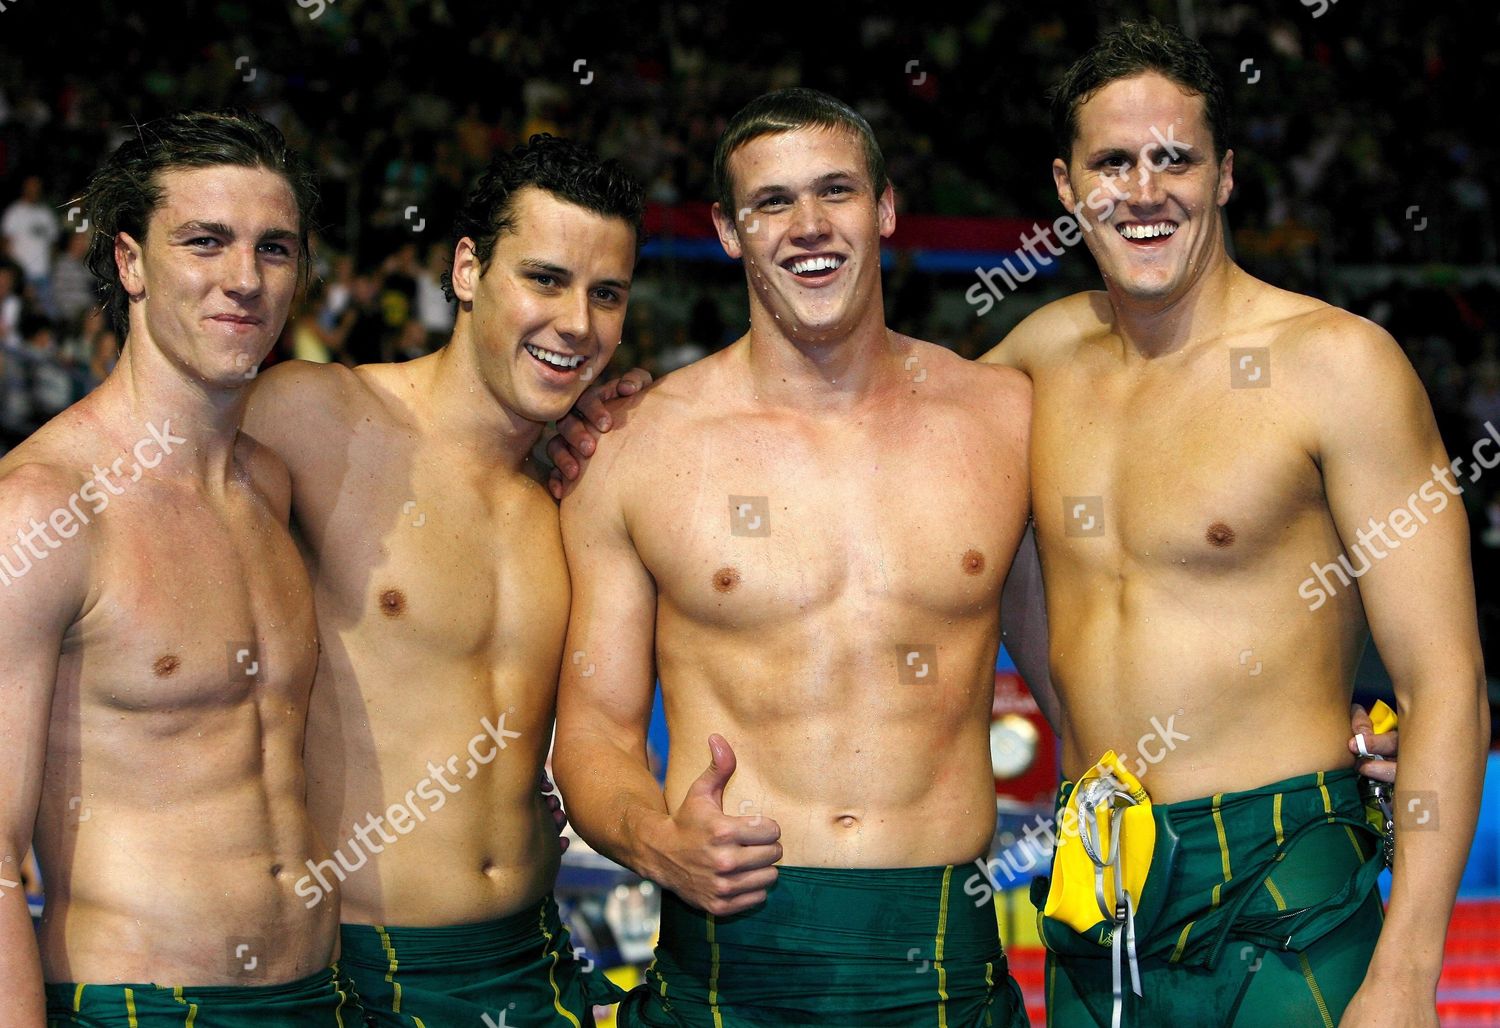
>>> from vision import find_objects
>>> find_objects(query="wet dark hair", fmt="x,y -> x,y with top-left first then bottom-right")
441,134 -> 645,302
1051,20 -> 1231,163
713,87 -> 888,219
80,109 -> 318,338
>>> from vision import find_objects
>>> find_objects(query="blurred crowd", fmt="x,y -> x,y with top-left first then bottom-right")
1,0 -> 1498,691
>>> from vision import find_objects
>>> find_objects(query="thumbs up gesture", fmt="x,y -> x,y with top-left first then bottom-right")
645,735 -> 783,915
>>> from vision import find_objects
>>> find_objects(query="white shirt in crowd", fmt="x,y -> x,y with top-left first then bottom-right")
2,198 -> 60,281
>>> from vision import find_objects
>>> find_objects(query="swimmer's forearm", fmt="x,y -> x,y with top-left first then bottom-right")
555,730 -> 671,878
0,896 -> 46,1025
1366,684 -> 1488,984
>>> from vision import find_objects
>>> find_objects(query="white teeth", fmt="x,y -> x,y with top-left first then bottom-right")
789,255 -> 844,274
1118,222 -> 1178,240
523,343 -> 586,369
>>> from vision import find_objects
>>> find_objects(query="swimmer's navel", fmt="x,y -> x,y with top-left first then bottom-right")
834,814 -> 861,830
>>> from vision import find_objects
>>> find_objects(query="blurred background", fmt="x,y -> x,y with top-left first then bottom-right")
2,1 -> 1497,1022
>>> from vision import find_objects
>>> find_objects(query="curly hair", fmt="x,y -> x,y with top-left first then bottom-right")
80,109 -> 319,337
441,134 -> 645,302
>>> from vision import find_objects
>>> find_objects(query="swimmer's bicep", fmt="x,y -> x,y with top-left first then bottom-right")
0,469 -> 86,853
558,463 -> 658,734
1315,326 -> 1479,676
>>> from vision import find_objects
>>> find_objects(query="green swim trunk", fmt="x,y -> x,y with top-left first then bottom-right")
44,964 -> 357,1026
1032,768 -> 1385,1027
617,864 -> 1029,1027
340,892 -> 625,1027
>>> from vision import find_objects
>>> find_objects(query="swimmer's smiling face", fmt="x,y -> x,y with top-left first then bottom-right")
451,186 -> 634,424
713,126 -> 895,347
115,165 -> 301,386
1054,71 -> 1234,306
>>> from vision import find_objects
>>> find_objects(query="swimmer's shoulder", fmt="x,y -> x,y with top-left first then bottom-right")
1254,282 -> 1411,391
903,336 -> 1032,440
244,358 -> 365,458
979,291 -> 1112,371
0,417 -> 102,611
593,345 -> 732,461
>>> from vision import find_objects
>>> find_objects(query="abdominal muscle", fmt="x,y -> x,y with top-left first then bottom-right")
661,695 -> 999,869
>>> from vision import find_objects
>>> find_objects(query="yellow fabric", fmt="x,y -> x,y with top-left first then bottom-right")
1043,751 -> 1157,935
1368,700 -> 1397,734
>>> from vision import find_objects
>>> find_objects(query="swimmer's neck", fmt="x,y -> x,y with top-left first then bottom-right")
1105,253 -> 1249,361
741,300 -> 903,412
88,337 -> 253,482
406,332 -> 543,469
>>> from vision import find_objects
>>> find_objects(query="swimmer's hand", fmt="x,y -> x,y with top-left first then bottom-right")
547,367 -> 653,500
642,734 -> 782,916
1348,703 -> 1397,784
541,771 -> 569,854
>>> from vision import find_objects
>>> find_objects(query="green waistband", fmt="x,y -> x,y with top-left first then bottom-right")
1056,766 -> 1364,814
44,965 -> 351,1023
339,893 -> 564,968
659,863 -> 1004,968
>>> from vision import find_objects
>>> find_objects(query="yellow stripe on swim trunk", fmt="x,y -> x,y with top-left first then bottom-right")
1170,921 -> 1195,963
1213,793 -> 1232,879
935,864 -> 953,1028
330,962 -> 349,1028
73,983 -> 85,1011
1273,792 -> 1285,857
123,986 -> 138,1028
537,905 -> 582,1028
170,985 -> 198,1028
1298,951 -> 1335,1028
1211,793 -> 1232,909
1313,770 -> 1365,858
376,925 -> 404,1013
706,913 -> 724,1028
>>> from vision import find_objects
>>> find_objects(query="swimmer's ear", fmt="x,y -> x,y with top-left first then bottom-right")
710,201 -> 744,261
115,231 -> 145,299
877,183 -> 896,239
1216,149 -> 1235,207
1052,157 -> 1078,213
449,237 -> 480,305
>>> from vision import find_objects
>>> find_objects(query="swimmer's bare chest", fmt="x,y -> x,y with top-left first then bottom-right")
62,477 -> 317,736
1026,335 -> 1362,793
639,405 -> 1020,643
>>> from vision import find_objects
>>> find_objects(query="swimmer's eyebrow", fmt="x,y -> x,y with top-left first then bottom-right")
518,256 -> 631,292
172,220 -> 299,244
743,170 -> 863,204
